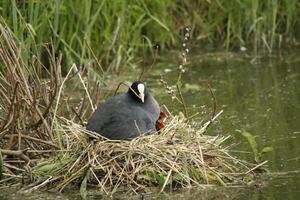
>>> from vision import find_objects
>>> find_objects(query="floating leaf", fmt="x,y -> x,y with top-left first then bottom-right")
261,147 -> 273,154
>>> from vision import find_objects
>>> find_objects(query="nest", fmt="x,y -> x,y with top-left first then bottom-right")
27,112 -> 258,195
0,21 -> 262,195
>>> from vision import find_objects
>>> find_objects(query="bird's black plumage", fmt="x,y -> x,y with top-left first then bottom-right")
86,81 -> 160,140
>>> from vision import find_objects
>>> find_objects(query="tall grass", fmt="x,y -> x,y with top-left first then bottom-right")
181,0 -> 300,51
0,0 -> 299,71
0,0 -> 176,72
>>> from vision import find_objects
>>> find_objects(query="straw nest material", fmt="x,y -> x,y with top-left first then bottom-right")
27,112 -> 258,194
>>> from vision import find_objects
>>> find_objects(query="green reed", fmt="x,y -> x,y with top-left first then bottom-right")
0,0 -> 299,71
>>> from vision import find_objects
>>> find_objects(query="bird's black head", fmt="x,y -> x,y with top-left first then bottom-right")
128,81 -> 149,103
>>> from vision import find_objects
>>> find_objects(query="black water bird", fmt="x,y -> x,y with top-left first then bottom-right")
86,81 -> 161,140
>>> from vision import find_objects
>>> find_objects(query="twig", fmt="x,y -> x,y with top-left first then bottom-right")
20,134 -> 60,149
208,84 -> 217,120
113,81 -> 140,100
174,27 -> 191,118
71,107 -> 85,125
74,64 -> 95,112
199,110 -> 223,133
0,81 -> 19,135
138,37 -> 146,81
176,83 -> 188,118
138,44 -> 159,80
28,50 -> 59,129
0,149 -> 34,167
0,150 -> 3,180
245,160 -> 268,175
159,169 -> 172,193
86,42 -> 104,74
51,64 -> 76,133
197,142 -> 209,184
134,120 -> 142,136
113,81 -> 127,96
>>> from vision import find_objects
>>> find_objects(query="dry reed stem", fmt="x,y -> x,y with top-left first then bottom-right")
0,21 -> 62,177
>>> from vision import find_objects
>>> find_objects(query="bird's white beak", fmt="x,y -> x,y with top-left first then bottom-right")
138,93 -> 145,103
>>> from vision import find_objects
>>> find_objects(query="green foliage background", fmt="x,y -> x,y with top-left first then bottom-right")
1,0 -> 299,70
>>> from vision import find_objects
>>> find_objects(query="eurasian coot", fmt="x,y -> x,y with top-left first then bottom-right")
86,81 -> 162,140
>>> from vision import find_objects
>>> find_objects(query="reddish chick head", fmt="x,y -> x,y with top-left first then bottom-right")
156,111 -> 167,131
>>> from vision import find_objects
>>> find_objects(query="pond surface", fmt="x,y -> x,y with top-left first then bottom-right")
153,48 -> 300,200
1,49 -> 299,199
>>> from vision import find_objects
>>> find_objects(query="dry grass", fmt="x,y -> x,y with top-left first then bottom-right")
28,114 -> 258,195
0,21 -> 263,195
0,20 -> 61,161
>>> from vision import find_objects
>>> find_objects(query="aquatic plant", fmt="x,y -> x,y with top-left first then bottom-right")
0,0 -> 299,72
241,131 -> 273,163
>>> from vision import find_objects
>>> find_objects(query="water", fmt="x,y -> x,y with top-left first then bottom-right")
153,49 -> 300,200
1,49 -> 299,199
